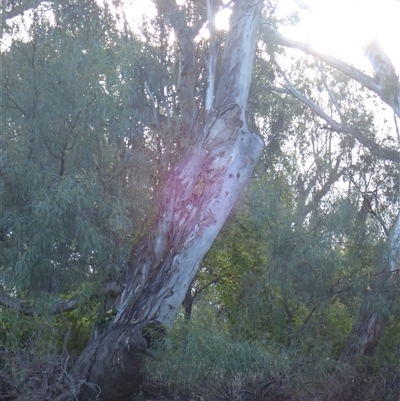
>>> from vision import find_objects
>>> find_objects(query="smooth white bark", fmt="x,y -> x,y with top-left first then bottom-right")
387,211 -> 400,273
205,0 -> 216,120
216,0 -> 263,119
113,0 -> 264,328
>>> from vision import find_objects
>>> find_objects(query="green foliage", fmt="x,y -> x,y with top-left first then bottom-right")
146,311 -> 290,390
0,0 -> 160,354
1,2 -> 153,285
2,1 -> 400,398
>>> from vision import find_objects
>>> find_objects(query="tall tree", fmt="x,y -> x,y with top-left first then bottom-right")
3,1 -> 400,400
70,1 -> 264,399
266,19 -> 400,401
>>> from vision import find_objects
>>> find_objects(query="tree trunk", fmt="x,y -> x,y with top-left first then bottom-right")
335,212 -> 400,391
72,322 -> 148,401
183,282 -> 193,320
72,1 -> 264,399
268,26 -> 400,401
318,212 -> 400,401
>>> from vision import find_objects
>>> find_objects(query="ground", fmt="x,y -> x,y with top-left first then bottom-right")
0,350 -> 190,401
0,350 -> 294,401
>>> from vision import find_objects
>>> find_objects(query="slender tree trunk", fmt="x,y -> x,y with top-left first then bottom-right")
183,282 -> 193,320
318,212 -> 400,401
72,2 -> 264,400
268,26 -> 400,401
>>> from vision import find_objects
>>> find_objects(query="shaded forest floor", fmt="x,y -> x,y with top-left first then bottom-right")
0,351 -> 80,401
0,350 -> 293,401
0,351 -> 192,401
2,350 -> 400,401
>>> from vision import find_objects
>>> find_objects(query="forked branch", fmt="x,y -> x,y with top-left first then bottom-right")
266,83 -> 400,163
265,25 -> 400,118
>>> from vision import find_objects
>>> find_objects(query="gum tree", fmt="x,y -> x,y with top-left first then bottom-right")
70,1 -> 265,399
267,22 -> 400,401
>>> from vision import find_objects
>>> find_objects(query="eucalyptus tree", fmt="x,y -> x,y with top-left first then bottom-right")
0,0 -> 165,362
68,1 -> 266,397
3,0 -> 400,400
2,0 -> 265,397
181,47 -> 390,361
263,19 -> 400,401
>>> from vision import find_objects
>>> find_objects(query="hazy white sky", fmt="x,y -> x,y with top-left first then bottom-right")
124,0 -> 400,70
5,0 -> 398,72
277,0 -> 400,70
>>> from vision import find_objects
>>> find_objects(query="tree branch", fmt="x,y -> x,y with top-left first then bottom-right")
266,84 -> 400,163
265,26 -> 400,118
294,155 -> 345,225
0,280 -> 123,318
205,0 -> 217,122
215,0 -> 263,118
296,306 -> 317,337
154,0 -> 199,134
0,292 -> 78,316
314,58 -> 344,122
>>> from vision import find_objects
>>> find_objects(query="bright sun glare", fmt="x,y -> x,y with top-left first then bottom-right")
122,0 -> 400,70
279,0 -> 400,70
122,0 -> 231,31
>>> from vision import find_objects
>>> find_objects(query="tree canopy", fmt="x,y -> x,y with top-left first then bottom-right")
1,0 -> 400,400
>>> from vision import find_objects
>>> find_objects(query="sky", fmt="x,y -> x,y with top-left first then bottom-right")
276,0 -> 400,71
4,0 -> 399,72
123,0 -> 400,71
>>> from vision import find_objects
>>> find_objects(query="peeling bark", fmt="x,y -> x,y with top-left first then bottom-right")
113,104 -> 263,328
72,2 -> 263,399
72,322 -> 148,400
